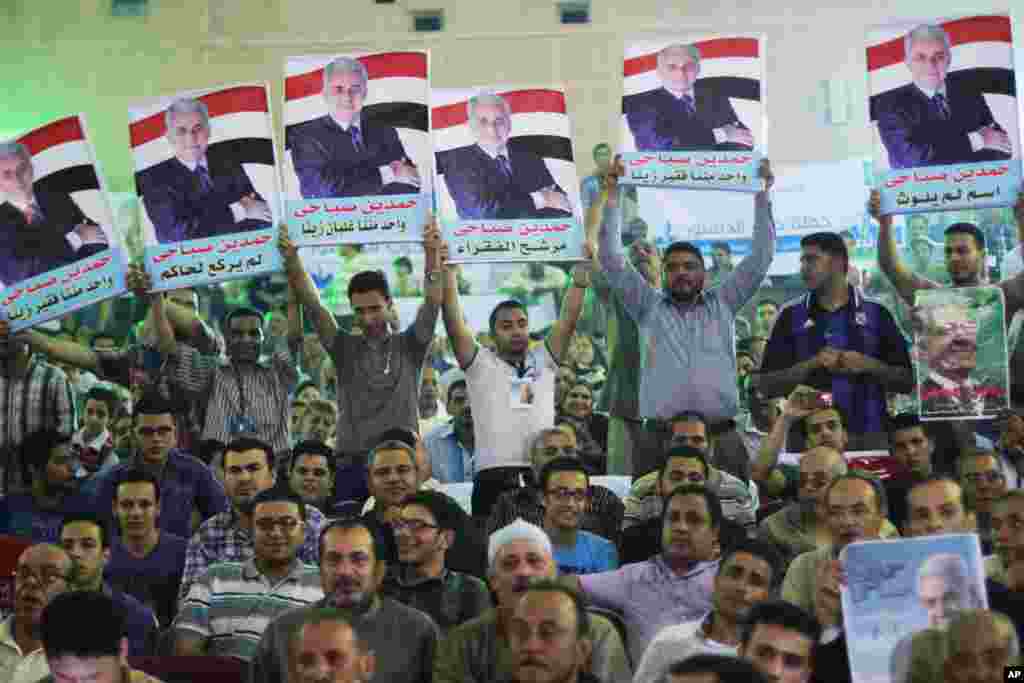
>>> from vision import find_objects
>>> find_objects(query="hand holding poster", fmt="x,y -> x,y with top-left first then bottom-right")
868,14 -> 1021,214
129,83 -> 282,291
914,286 -> 1010,420
841,534 -> 986,683
0,115 -> 126,330
620,35 -> 765,192
433,85 -> 585,263
284,51 -> 430,247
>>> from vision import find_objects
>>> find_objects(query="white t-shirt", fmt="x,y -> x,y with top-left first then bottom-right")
465,343 -> 557,471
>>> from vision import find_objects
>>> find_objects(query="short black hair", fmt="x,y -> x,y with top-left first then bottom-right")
60,514 -> 109,549
197,439 -> 226,466
291,441 -> 336,475
720,539 -> 784,589
740,600 -> 821,651
348,270 -> 391,301
945,222 -> 985,251
41,591 -> 126,659
223,306 -> 264,331
133,391 -> 176,420
489,299 -> 528,334
801,404 -> 848,440
659,445 -> 709,480
667,410 -> 708,433
223,436 -> 275,471
801,231 -> 849,272
888,412 -> 928,439
906,476 -> 964,520
667,654 -> 770,683
824,472 -> 888,517
318,518 -> 387,567
21,429 -> 72,482
521,579 -> 591,638
402,490 -> 466,532
660,484 -> 723,532
111,467 -> 161,503
539,456 -> 590,492
83,386 -> 119,418
250,485 -> 307,522
664,241 -> 705,266
374,427 -> 418,450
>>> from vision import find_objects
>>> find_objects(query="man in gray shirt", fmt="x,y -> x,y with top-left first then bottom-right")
593,160 -> 775,481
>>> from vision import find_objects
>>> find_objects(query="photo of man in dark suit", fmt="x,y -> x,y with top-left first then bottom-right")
624,43 -> 755,152
136,97 -> 273,244
289,56 -> 421,199
442,92 -> 574,220
0,141 -> 108,286
876,24 -> 1013,169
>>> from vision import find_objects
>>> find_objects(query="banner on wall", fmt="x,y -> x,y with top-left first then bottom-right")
432,85 -> 585,263
868,14 -> 1021,214
913,286 -> 1010,420
841,534 -> 987,683
283,51 -> 431,247
619,34 -> 765,192
0,114 -> 127,330
128,82 -> 283,291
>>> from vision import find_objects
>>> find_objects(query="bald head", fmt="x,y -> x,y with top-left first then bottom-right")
14,544 -> 74,626
798,446 -> 847,505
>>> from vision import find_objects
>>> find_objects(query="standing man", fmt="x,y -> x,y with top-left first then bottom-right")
707,242 -> 735,288
440,239 -> 589,518
424,370 -> 476,484
594,160 -> 775,482
539,458 -> 618,575
755,231 -> 913,450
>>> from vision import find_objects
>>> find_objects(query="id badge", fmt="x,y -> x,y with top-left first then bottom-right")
228,414 -> 258,436
510,378 -> 536,410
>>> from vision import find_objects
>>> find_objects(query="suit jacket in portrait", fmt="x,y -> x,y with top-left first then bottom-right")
136,147 -> 270,244
919,372 -> 1006,418
876,80 -> 1012,169
288,114 -> 417,199
441,140 -> 573,220
0,188 -> 106,286
624,82 -> 751,152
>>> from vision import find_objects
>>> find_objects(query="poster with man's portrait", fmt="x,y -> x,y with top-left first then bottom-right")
841,534 -> 986,683
129,83 -> 282,291
0,114 -> 126,330
868,14 -> 1021,214
433,85 -> 584,263
284,51 -> 430,247
914,286 -> 1010,420
620,34 -> 765,192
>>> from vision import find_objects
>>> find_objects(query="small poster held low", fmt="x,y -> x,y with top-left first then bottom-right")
913,286 -> 1010,420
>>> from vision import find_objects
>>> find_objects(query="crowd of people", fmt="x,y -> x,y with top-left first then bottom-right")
1,143 -> 1024,683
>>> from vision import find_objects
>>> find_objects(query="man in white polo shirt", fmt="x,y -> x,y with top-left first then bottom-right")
440,245 -> 590,518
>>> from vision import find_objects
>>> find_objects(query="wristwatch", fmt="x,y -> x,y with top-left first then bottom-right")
426,271 -> 442,284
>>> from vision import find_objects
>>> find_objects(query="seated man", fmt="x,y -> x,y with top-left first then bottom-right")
434,518 -> 631,683
424,370 -> 475,484
738,600 -> 820,683
538,458 -> 618,575
289,609 -> 376,683
174,487 -> 323,660
287,440 -> 335,513
663,655 -> 770,683
381,490 -> 491,634
884,414 -> 939,532
487,427 -> 624,545
958,449 -> 1009,554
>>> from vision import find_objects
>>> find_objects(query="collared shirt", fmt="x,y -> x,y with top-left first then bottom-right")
485,483 -> 624,545
168,347 -> 298,456
598,197 -> 775,421
632,612 -> 738,683
0,616 -> 48,683
0,356 -> 77,494
92,448 -> 230,539
424,422 -> 475,483
381,568 -> 491,634
175,558 -> 323,661
178,504 -> 326,601
581,555 -> 719,664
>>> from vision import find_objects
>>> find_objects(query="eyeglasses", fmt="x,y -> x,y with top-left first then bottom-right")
253,518 -> 302,532
13,568 -> 69,588
392,519 -> 439,534
963,471 -> 1006,484
545,488 -> 589,504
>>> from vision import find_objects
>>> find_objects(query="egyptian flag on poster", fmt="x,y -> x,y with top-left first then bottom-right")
432,86 -> 585,264
867,15 -> 1021,213
620,35 -> 764,191
1,114 -> 126,331
128,83 -> 282,290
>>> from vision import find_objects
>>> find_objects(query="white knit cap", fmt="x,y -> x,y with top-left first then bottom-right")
487,518 -> 553,566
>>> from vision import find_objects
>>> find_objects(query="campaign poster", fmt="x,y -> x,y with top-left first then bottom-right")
841,534 -> 987,683
432,85 -> 585,263
283,51 -> 430,247
868,14 -> 1021,214
913,286 -> 1010,420
620,34 -> 765,192
0,114 -> 127,330
129,83 -> 282,291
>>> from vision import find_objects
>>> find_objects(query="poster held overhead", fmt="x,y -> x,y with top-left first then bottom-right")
0,114 -> 127,330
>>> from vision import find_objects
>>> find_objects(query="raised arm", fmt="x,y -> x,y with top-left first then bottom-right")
750,389 -> 815,484
716,160 -> 776,312
148,285 -> 177,357
439,243 -> 478,369
548,259 -> 591,361
278,224 -> 338,350
871,190 -> 935,306
412,221 -> 444,346
21,329 -> 100,372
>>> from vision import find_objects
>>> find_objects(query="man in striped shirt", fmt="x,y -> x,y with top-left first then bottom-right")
173,486 -> 322,660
